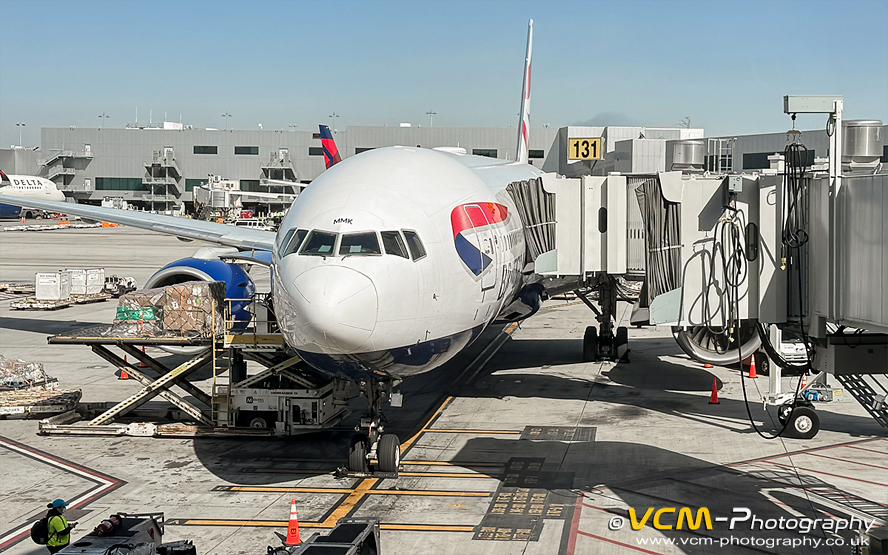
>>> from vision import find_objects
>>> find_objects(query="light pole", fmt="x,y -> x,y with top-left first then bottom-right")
15,122 -> 25,146
98,112 -> 109,129
426,110 -> 437,127
329,112 -> 340,132
222,111 -> 233,131
289,124 -> 298,132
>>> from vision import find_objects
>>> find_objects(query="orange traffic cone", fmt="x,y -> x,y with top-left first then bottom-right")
20,216 -> 26,223
140,346 -> 146,368
284,498 -> 301,546
748,356 -> 758,379
117,368 -> 130,380
708,377 -> 719,404
801,373 -> 807,388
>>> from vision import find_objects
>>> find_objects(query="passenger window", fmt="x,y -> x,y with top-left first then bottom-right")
381,231 -> 408,258
300,230 -> 338,255
339,232 -> 381,255
402,230 -> 426,261
280,228 -> 308,257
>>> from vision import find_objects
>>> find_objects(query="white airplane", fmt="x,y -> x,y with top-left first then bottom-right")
0,170 -> 66,219
0,21 -> 585,471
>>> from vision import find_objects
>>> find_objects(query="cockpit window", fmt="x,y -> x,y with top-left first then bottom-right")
339,232 -> 381,255
278,228 -> 308,257
381,231 -> 409,258
300,230 -> 338,256
402,230 -> 426,261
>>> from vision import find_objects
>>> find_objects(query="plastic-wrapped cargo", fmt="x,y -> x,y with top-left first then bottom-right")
162,281 -> 226,336
0,354 -> 50,390
110,286 -> 166,336
108,281 -> 225,337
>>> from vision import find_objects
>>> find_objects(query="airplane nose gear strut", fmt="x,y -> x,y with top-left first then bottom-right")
347,376 -> 401,476
576,275 -> 630,363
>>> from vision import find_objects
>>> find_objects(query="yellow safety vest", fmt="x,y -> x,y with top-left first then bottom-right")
47,514 -> 70,547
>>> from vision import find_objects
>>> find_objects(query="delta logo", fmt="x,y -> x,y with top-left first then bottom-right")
450,202 -> 507,276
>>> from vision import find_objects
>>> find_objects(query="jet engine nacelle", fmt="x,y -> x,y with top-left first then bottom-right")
144,250 -> 255,330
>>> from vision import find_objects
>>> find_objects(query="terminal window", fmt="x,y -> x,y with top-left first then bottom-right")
96,177 -> 146,191
240,180 -> 261,192
185,179 -> 205,192
235,146 -> 259,155
473,149 -> 498,158
308,147 -> 324,156
529,149 -> 544,159
194,145 -> 218,155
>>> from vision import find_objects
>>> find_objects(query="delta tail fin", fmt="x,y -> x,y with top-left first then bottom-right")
319,125 -> 342,169
515,19 -> 533,164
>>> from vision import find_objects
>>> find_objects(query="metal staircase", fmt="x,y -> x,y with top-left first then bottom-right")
210,303 -> 232,427
835,374 -> 888,428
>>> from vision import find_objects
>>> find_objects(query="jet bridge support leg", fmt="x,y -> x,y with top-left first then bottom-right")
576,276 -> 629,363
348,376 -> 400,476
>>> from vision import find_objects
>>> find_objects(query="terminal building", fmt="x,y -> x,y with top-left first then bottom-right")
1,121 -> 885,215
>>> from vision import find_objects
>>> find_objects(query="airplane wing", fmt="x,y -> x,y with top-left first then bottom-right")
0,194 -> 276,251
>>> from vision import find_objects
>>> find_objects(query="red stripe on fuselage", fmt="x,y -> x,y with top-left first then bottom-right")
450,203 -> 508,237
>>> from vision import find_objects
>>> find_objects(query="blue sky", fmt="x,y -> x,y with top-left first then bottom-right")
1,0 -> 886,147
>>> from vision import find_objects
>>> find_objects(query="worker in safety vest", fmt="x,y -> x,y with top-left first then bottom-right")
45,499 -> 76,553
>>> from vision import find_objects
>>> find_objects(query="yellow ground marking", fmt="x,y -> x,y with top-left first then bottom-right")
396,472 -> 497,479
398,395 -> 452,453
224,485 -> 491,497
172,519 -> 475,532
400,460 -> 503,468
419,429 -> 521,434
321,478 -> 377,527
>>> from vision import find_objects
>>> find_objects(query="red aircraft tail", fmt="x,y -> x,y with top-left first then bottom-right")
319,125 -> 342,169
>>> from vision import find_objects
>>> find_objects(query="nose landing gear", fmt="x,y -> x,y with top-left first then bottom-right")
577,276 -> 630,363
345,377 -> 401,476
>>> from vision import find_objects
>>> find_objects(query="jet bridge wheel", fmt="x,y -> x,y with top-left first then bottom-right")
672,321 -> 761,366
377,434 -> 401,473
583,326 -> 599,362
786,405 -> 819,439
348,434 -> 369,473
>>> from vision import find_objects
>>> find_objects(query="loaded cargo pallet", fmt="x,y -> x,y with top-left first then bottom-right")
0,387 -> 81,418
10,296 -> 73,310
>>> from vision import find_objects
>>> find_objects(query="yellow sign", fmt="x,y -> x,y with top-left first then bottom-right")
567,137 -> 602,160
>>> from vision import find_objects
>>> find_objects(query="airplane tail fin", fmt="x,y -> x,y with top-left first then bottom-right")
319,125 -> 342,169
515,19 -> 533,164
0,169 -> 8,183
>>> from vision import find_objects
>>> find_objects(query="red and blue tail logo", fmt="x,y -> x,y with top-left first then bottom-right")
0,170 -> 8,183
450,203 -> 508,276
319,125 -> 342,169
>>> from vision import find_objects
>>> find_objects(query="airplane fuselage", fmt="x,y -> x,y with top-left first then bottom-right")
0,175 -> 65,218
271,146 -> 542,379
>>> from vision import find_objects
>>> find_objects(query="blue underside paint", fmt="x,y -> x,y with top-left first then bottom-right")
0,203 -> 22,219
297,324 -> 485,380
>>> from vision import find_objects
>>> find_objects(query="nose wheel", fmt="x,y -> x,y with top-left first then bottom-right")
345,377 -> 401,476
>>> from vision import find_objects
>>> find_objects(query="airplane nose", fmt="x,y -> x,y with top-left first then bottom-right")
291,265 -> 378,352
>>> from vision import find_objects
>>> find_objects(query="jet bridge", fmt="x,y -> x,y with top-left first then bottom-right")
509,100 -> 887,439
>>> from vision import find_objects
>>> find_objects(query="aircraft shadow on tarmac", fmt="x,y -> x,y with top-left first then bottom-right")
188,334 -> 881,486
472,336 -> 883,437
0,316 -> 104,336
450,437 -> 874,555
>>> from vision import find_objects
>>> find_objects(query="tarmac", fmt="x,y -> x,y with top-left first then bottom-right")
1,220 -> 886,555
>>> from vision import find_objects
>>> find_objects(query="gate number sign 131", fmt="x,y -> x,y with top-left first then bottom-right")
568,138 -> 602,160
